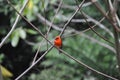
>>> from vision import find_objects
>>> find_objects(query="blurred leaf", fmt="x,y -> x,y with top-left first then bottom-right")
63,0 -> 76,5
41,60 -> 54,67
11,30 -> 19,47
10,28 -> 26,47
28,0 -> 34,10
23,0 -> 39,21
40,0 -> 49,11
41,0 -> 45,8
1,65 -> 13,78
19,28 -> 26,39
50,0 -> 57,4
26,29 -> 37,35
0,54 -> 4,63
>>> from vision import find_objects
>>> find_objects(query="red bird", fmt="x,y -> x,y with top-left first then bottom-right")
54,36 -> 62,53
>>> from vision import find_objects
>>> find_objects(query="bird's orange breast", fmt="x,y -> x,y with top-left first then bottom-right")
54,36 -> 62,48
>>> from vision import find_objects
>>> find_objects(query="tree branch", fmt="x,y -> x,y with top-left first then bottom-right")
108,0 -> 120,72
0,0 -> 29,48
59,0 -> 85,36
90,0 -> 120,32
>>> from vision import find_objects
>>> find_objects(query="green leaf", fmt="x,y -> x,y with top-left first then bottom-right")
0,54 -> 4,63
41,60 -> 54,67
26,29 -> 37,34
11,32 -> 19,47
19,28 -> 26,39
41,0 -> 45,8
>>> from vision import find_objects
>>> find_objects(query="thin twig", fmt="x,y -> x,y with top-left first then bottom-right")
90,0 -> 120,32
46,0 -> 63,35
32,39 -> 44,64
0,0 -> 29,48
15,46 -> 54,80
0,0 -> 29,79
59,0 -> 85,36
59,49 -> 118,80
81,11 -> 114,45
51,1 -> 93,10
81,33 -> 115,53
108,0 -> 120,72
42,0 -> 48,50
82,12 -> 114,38
74,0 -> 114,45
55,0 -> 111,36
70,13 -> 113,37
36,13 -> 89,33
63,29 -> 116,53
7,0 -> 53,46
45,0 -> 63,53
36,13 -> 63,31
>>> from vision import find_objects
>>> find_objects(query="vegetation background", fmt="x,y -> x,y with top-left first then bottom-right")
0,0 -> 119,80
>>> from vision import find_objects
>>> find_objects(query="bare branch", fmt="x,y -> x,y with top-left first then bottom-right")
80,11 -> 114,45
60,49 -> 118,80
36,13 -> 63,31
36,13 -> 78,34
31,39 -> 44,64
7,0 -> 54,46
69,13 -> 113,38
15,46 -> 54,80
90,0 -> 120,32
81,33 -> 115,53
82,12 -> 114,38
59,0 -> 85,36
108,0 -> 120,72
46,0 -> 63,35
51,1 -> 94,10
0,0 -> 29,79
0,0 -> 29,48
63,29 -> 116,53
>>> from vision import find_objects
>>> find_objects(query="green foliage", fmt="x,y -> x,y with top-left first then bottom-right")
29,59 -> 83,80
0,54 -> 4,63
25,29 -> 38,35
23,0 -> 39,21
10,28 -> 26,47
0,0 -> 119,80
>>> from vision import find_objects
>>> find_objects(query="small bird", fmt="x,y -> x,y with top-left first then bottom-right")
54,36 -> 62,53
